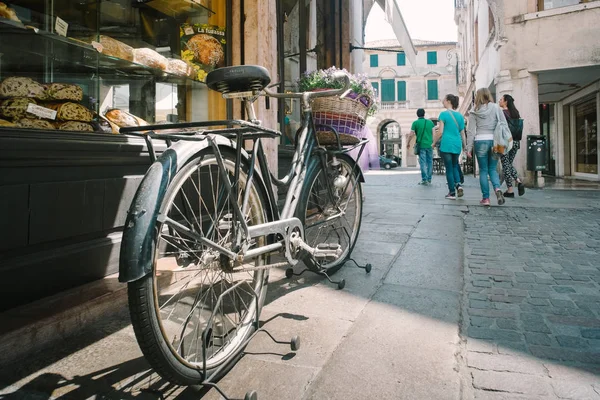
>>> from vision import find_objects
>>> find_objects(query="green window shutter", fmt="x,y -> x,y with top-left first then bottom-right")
427,80 -> 438,100
427,51 -> 437,65
370,54 -> 379,67
397,81 -> 406,101
381,79 -> 395,102
372,82 -> 379,98
397,52 -> 406,66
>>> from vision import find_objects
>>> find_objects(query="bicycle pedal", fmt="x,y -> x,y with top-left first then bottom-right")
314,243 -> 342,260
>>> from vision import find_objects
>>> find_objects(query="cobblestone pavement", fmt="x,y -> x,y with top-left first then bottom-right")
463,206 -> 600,399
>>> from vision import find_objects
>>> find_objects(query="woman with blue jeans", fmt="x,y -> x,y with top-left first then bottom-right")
466,88 -> 506,206
435,94 -> 466,199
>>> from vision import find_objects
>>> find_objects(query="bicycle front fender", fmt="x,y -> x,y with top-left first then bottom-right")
119,136 -> 238,283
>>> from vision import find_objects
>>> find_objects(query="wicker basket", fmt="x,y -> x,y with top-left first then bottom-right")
312,94 -> 372,135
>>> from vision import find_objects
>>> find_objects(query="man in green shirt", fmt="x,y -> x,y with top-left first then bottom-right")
408,108 -> 434,185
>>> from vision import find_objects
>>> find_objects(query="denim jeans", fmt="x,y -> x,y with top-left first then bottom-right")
441,151 -> 461,194
474,140 -> 501,199
418,147 -> 433,182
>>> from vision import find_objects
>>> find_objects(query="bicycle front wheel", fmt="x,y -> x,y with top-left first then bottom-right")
128,149 -> 270,385
296,155 -> 363,275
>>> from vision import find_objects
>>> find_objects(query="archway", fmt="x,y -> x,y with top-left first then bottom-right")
378,119 -> 402,166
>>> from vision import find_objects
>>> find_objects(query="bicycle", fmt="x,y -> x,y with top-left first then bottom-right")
118,65 -> 370,398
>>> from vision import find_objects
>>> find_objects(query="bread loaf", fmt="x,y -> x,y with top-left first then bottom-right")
98,35 -> 134,62
16,118 -> 56,130
0,118 -> 16,127
0,77 -> 46,99
0,2 -> 20,22
57,121 -> 94,132
104,109 -> 147,128
45,83 -> 83,101
46,102 -> 94,122
133,48 -> 168,70
0,97 -> 37,119
166,58 -> 193,77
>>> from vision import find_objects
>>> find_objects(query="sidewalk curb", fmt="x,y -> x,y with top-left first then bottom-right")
0,274 -> 128,366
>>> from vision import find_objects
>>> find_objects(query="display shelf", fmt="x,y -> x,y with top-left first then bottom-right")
135,0 -> 214,19
0,19 -> 202,86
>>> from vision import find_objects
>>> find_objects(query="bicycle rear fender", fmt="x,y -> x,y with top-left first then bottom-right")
118,136 -> 274,283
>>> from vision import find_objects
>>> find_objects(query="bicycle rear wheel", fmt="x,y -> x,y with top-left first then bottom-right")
295,155 -> 363,275
127,149 -> 270,385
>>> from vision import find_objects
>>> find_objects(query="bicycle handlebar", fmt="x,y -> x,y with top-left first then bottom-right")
262,72 -> 351,100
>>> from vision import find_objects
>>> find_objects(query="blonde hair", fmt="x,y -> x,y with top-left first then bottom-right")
474,88 -> 494,110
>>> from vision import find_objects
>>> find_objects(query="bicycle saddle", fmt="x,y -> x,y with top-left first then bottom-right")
206,65 -> 271,94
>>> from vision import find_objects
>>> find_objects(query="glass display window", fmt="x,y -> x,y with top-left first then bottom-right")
0,0 -> 228,134
573,96 -> 598,175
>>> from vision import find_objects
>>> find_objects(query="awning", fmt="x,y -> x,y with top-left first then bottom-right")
375,0 -> 417,71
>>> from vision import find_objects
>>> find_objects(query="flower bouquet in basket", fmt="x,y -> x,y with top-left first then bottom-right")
296,66 -> 378,135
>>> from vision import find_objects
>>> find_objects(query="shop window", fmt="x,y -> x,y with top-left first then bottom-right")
574,97 -> 598,175
381,79 -> 395,102
397,81 -> 406,101
370,54 -> 379,67
427,80 -> 438,100
427,51 -> 437,65
0,1 -> 228,134
397,52 -> 406,66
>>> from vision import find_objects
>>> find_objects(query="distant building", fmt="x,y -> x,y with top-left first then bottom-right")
455,0 -> 600,182
364,39 -> 459,166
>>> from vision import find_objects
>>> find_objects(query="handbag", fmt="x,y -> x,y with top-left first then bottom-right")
493,104 -> 513,156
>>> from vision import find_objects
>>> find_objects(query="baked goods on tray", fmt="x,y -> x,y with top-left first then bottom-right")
166,58 -> 193,77
57,121 -> 94,132
45,83 -> 84,102
0,77 -> 46,99
186,34 -> 224,67
104,109 -> 148,128
133,48 -> 168,70
0,97 -> 38,119
46,102 -> 94,122
0,2 -> 20,22
16,118 -> 56,130
98,35 -> 134,62
0,118 -> 16,127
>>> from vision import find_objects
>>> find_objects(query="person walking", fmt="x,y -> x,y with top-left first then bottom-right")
466,88 -> 506,206
408,108 -> 434,185
434,94 -> 466,200
499,94 -> 525,197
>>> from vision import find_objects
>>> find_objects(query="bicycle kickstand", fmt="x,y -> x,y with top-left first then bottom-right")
345,257 -> 372,273
285,267 -> 346,290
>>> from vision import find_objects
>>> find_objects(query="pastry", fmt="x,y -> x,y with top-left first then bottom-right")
0,97 -> 37,119
133,48 -> 168,70
46,102 -> 94,122
104,109 -> 148,128
57,121 -> 94,131
186,34 -> 224,67
0,118 -> 15,127
98,35 -> 134,62
45,83 -> 83,101
0,2 -> 20,22
16,118 -> 56,130
166,58 -> 193,77
0,77 -> 46,99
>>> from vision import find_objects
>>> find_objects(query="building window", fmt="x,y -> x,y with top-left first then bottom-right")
397,81 -> 406,101
372,82 -> 379,98
397,52 -> 406,66
427,51 -> 437,65
381,79 -> 395,102
370,54 -> 379,67
538,0 -> 581,11
427,80 -> 438,100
